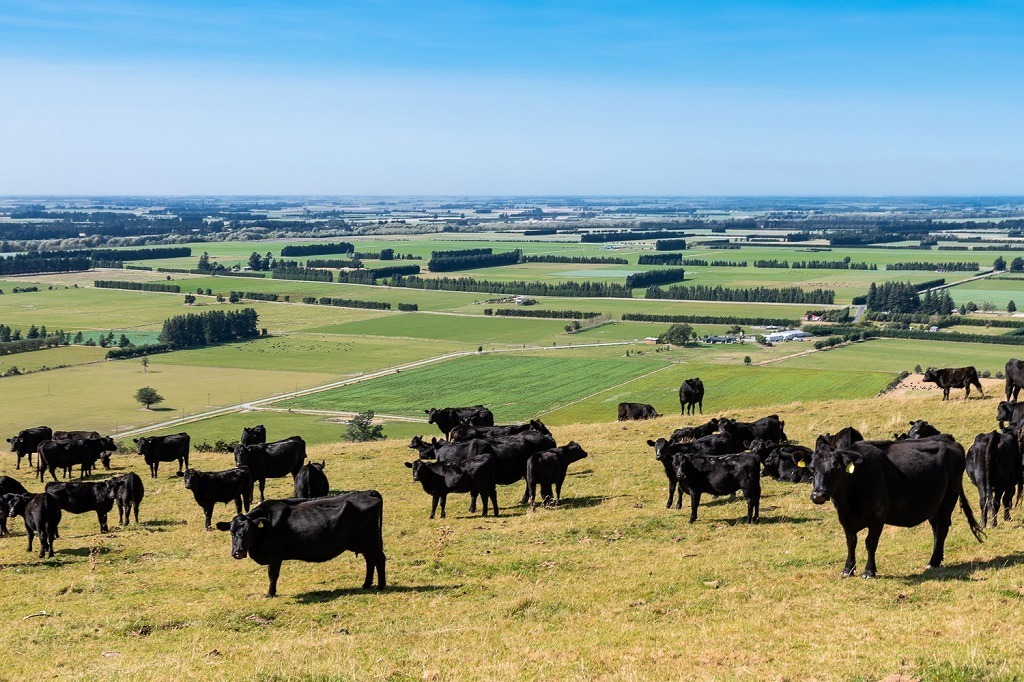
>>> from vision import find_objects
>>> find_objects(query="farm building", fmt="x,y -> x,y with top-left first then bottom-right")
764,330 -> 812,343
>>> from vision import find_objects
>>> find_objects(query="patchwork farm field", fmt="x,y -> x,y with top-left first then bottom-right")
2,395 -> 1024,680
776,338 -> 1019,376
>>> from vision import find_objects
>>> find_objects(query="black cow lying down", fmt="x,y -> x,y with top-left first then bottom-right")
217,492 -> 386,598
894,420 -> 941,440
618,402 -> 660,421
669,418 -> 720,444
921,366 -> 984,401
810,435 -> 984,578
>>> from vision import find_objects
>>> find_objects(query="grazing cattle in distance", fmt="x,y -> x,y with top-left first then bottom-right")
669,418 -> 720,444
618,402 -> 660,421
679,378 -> 705,415
134,433 -> 190,478
448,419 -> 551,443
241,425 -> 267,447
809,436 -> 984,578
406,455 -> 498,518
996,401 -> 1024,429
966,431 -> 1022,528
36,437 -> 114,483
671,451 -> 761,523
184,468 -> 253,530
526,441 -> 589,509
1005,359 -> 1024,402
109,472 -> 144,525
7,426 -> 52,470
425,406 -> 494,437
217,491 -> 386,597
717,416 -> 787,445
5,492 -> 62,558
894,420 -> 941,441
44,481 -> 116,534
294,461 -> 329,498
234,436 -> 307,502
921,366 -> 984,401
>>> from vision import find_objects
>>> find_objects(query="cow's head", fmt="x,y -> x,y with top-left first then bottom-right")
424,408 -> 439,424
560,441 -> 588,464
746,438 -> 774,462
447,422 -> 472,442
647,438 -> 672,461
922,368 -> 938,383
3,493 -> 31,518
133,437 -> 150,454
8,436 -> 20,452
809,443 -> 861,504
404,459 -> 427,481
310,461 -> 326,472
529,420 -> 552,436
216,513 -> 267,559
183,468 -> 198,490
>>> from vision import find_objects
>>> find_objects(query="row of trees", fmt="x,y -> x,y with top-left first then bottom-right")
624,268 -> 686,288
388,275 -> 633,298
621,312 -> 800,326
95,280 -> 180,293
427,249 -> 521,272
271,267 -> 333,282
520,255 -> 627,264
646,284 -> 835,304
637,254 -> 682,266
280,242 -> 354,257
159,308 -> 260,347
0,253 -> 92,276
886,261 -> 979,271
864,281 -> 956,314
485,308 -> 601,319
583,231 -> 684,243
681,259 -> 748,267
655,239 -> 688,251
303,296 -> 392,310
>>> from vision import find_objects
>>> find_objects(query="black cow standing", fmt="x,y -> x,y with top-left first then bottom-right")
966,430 -> 1022,528
217,491 -> 386,598
44,481 -> 116,534
996,401 -> 1024,429
649,438 -> 689,509
241,425 -> 267,447
294,461 -> 330,498
5,492 -> 62,558
7,426 -> 52,470
184,468 -> 253,530
921,366 -> 984,401
406,455 -> 498,519
425,406 -> 494,437
109,472 -> 145,525
810,435 -> 984,577
234,436 -> 307,502
617,402 -> 660,421
526,441 -> 589,509
679,378 -> 705,415
1005,359 -> 1024,402
36,437 -> 114,482
134,433 -> 191,478
671,451 -> 761,523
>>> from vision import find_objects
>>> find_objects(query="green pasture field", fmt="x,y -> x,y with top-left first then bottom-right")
0,354 -> 338,439
309,313 -> 578,346
776,338 -> 1018,376
2,393 -> 1023,679
949,276 -> 1024,308
944,324 -> 1013,336
0,344 -> 108,374
155,334 -> 461,375
279,353 -> 673,422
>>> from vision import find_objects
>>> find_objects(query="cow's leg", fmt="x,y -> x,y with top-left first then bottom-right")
439,494 -> 447,519
480,490 -> 489,517
204,505 -> 214,530
698,400 -> 702,415
15,454 -> 20,470
555,479 -> 563,506
362,553 -> 375,589
258,479 -> 266,503
927,516 -> 951,569
519,482 -> 530,506
862,524 -> 882,578
266,560 -> 281,598
468,491 -> 477,514
490,489 -> 499,517
688,492 -> 701,523
978,489 -> 989,528
841,528 -> 857,577
133,501 -> 140,524
429,495 -> 439,519
992,491 -> 1001,528
98,511 -> 108,534
1003,488 -> 1014,521
26,528 -> 34,553
747,487 -> 759,523
666,480 -> 676,509
528,481 -> 536,511
675,484 -> 684,510
375,552 -> 387,589
48,466 -> 58,483
234,496 -> 243,516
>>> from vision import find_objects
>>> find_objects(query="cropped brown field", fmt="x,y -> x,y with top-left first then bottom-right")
1,391 -> 1022,681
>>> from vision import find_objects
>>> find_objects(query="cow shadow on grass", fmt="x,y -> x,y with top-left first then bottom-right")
292,584 -> 458,603
140,519 -> 187,528
898,552 -> 1024,583
57,545 -> 112,557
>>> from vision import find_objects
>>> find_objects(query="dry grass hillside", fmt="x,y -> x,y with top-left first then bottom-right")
0,390 -> 1021,681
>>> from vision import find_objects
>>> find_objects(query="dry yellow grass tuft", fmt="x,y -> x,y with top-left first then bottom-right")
0,391 -> 1020,681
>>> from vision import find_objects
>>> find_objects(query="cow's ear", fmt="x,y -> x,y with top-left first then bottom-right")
215,522 -> 231,532
132,438 -> 139,444
646,439 -> 656,447
424,410 -> 431,414
404,461 -> 413,468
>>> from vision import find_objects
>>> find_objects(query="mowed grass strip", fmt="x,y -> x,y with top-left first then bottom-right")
544,363 -> 895,424
308,312 -> 574,345
279,353 -> 671,421
0,393 -> 1023,679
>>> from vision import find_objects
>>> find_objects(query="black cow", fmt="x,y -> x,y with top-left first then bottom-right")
618,402 -> 660,421
649,438 -> 689,509
809,436 -> 984,577
526,441 -> 589,509
184,468 -> 253,530
134,433 -> 190,478
7,426 -> 51,470
476,431 -> 557,509
36,437 -> 114,482
679,378 -> 705,415
669,419 -> 721,444
448,419 -> 551,443
53,431 -> 111,472
5,492 -> 61,558
416,437 -> 494,465
966,431 -> 1022,528
817,427 -> 864,450
996,401 -> 1024,429
216,491 -> 386,597
717,416 -> 787,444
234,436 -> 307,502
671,452 -> 761,523
425,406 -> 494,437
408,435 -> 443,458
241,425 -> 267,447
894,420 -> 941,440
406,456 -> 498,518
1006,359 -> 1024,402
44,481 -> 116,533
294,461 -> 329,498
749,439 -> 812,482
921,366 -> 984,401
0,495 -> 9,537
0,476 -> 28,496
109,472 -> 144,525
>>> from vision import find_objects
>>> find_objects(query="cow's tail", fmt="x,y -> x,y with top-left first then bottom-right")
959,488 -> 986,542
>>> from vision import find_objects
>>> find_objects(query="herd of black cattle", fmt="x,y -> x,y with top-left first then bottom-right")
3,360 -> 1024,595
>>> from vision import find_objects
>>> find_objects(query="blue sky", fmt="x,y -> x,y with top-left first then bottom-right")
0,1 -> 1021,195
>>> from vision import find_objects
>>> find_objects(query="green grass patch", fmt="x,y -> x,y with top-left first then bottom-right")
776,338 -> 1015,376
308,313 -> 573,345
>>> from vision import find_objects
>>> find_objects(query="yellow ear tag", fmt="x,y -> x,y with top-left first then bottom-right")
796,460 -> 807,468
845,463 -> 856,474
